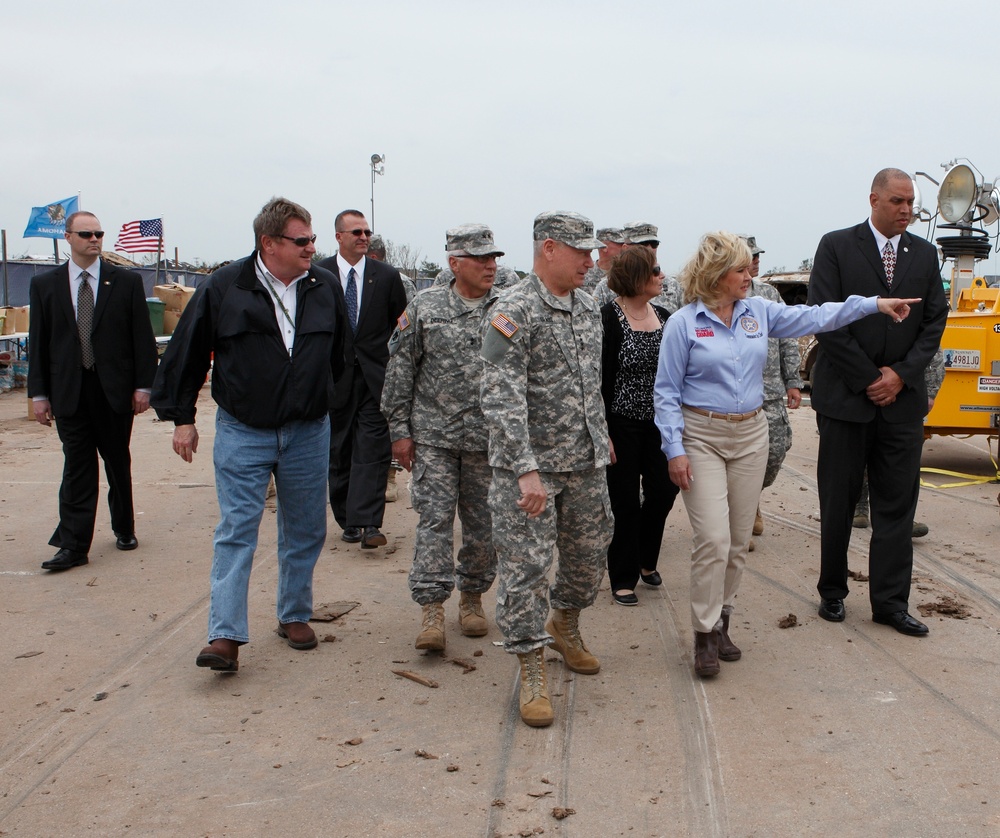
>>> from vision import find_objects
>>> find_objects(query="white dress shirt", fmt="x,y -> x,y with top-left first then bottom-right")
68,258 -> 100,317
256,254 -> 304,355
337,253 -> 366,312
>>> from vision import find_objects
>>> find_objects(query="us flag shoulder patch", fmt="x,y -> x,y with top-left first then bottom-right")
397,311 -> 411,331
491,312 -> 518,339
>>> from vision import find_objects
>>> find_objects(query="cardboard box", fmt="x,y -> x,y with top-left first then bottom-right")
153,284 -> 195,313
0,308 -> 14,335
163,309 -> 182,335
13,306 -> 29,332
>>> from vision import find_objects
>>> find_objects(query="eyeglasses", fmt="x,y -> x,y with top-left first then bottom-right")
653,266 -> 663,276
341,228 -> 372,238
280,234 -> 317,246
70,230 -> 105,240
454,254 -> 498,264
640,241 -> 660,250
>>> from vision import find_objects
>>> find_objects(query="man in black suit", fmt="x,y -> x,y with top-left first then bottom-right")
318,210 -> 407,549
28,211 -> 158,571
809,168 -> 947,635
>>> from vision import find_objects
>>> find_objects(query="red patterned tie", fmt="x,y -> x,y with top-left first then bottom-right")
882,242 -> 895,289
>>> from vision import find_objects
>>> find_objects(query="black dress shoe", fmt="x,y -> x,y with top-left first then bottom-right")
41,548 -> 89,571
361,526 -> 387,549
818,598 -> 845,622
613,590 -> 639,606
873,610 -> 929,636
640,570 -> 662,587
115,532 -> 138,551
342,527 -> 363,543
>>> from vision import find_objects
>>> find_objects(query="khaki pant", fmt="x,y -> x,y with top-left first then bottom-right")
678,408 -> 768,633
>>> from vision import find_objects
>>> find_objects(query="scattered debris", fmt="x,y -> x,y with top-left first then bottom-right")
518,828 -> 544,836
94,693 -> 108,701
14,651 -> 43,659
848,569 -> 869,582
528,790 -> 553,798
311,601 -> 360,622
473,649 -> 483,657
344,737 -> 363,746
778,614 -> 798,629
336,759 -> 360,768
392,670 -> 439,688
86,577 -> 98,587
321,634 -> 337,643
60,708 -> 75,713
448,657 -> 477,674
492,799 -> 505,807
414,749 -> 438,760
552,807 -> 576,819
917,596 -> 971,620
446,764 -> 459,772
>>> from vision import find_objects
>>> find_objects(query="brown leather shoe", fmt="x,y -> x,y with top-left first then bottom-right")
694,631 -> 720,677
276,621 -> 317,650
196,639 -> 239,672
716,612 -> 742,661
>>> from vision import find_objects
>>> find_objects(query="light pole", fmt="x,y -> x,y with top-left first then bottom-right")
370,153 -> 385,231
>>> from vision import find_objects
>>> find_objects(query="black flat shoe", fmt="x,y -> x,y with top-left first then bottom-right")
361,526 -> 387,548
342,527 -> 363,543
613,591 -> 639,606
41,548 -> 89,571
873,610 -> 928,636
115,532 -> 138,551
640,570 -> 662,587
818,598 -> 845,622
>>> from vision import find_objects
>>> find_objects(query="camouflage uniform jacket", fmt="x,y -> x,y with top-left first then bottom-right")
592,273 -> 684,314
750,279 -> 804,401
480,273 -> 609,476
581,265 -> 606,295
381,282 -> 498,451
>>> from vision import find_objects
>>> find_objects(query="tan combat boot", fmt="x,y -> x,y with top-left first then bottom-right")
517,648 -> 553,727
385,468 -> 398,503
415,602 -> 445,651
545,608 -> 600,674
458,592 -> 488,637
753,505 -> 764,536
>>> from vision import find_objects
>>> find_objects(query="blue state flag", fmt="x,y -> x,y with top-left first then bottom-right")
23,196 -> 80,238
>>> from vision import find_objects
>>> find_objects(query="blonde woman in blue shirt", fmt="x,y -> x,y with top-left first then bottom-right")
653,232 -> 918,678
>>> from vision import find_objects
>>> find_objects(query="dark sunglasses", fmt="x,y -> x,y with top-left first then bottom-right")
653,265 -> 663,275
71,230 -> 105,240
342,228 -> 372,237
280,234 -> 317,246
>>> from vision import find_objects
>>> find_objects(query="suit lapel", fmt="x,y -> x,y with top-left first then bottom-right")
92,260 -> 114,329
856,223 -> 892,290
55,264 -> 76,329
355,261 -> 378,333
890,231 -> 915,290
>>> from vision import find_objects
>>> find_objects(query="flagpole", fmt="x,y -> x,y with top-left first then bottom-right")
1,230 -> 8,307
154,226 -> 163,286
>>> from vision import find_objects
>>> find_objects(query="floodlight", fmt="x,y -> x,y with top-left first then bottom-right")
909,178 -> 922,226
938,164 -> 977,223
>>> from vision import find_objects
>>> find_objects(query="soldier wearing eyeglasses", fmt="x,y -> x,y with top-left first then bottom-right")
381,224 -> 503,652
152,197 -> 346,673
28,211 -> 158,572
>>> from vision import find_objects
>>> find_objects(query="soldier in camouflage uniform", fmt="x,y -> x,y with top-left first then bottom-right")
592,221 -> 684,313
581,226 -> 626,295
434,263 -> 520,291
369,235 -> 416,303
744,237 -> 803,546
480,211 -> 613,728
381,224 -> 503,651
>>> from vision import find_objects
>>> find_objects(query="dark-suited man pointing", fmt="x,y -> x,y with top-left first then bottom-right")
28,211 -> 158,571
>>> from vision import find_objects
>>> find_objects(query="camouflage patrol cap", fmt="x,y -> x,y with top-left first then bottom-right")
596,226 -> 626,244
533,211 -> 605,250
368,234 -> 387,258
623,221 -> 659,244
741,235 -> 765,255
445,223 -> 504,257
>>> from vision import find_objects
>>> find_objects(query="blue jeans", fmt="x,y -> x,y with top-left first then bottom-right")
208,408 -> 330,644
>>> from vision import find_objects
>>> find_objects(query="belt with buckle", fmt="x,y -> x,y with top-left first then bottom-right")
682,405 -> 762,422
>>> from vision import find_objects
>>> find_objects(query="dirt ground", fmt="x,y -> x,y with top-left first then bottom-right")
1,387 -> 998,838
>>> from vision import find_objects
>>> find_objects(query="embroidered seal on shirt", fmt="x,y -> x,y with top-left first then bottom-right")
695,327 -> 715,338
739,316 -> 760,333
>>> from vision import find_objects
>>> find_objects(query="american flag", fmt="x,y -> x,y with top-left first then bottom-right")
115,218 -> 163,253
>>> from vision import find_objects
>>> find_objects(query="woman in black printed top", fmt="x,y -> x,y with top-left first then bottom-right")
600,246 -> 679,606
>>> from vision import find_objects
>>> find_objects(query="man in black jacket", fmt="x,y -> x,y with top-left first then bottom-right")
318,210 -> 407,549
28,211 -> 158,571
809,169 -> 947,636
152,198 -> 345,672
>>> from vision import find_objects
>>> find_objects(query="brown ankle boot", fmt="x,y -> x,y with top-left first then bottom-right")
545,608 -> 600,674
517,648 -> 553,727
753,505 -> 764,536
458,591 -> 488,637
716,612 -> 742,661
694,631 -> 720,677
415,602 -> 445,650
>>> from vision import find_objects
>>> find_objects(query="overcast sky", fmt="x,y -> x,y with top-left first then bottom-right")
4,0 -> 1000,277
